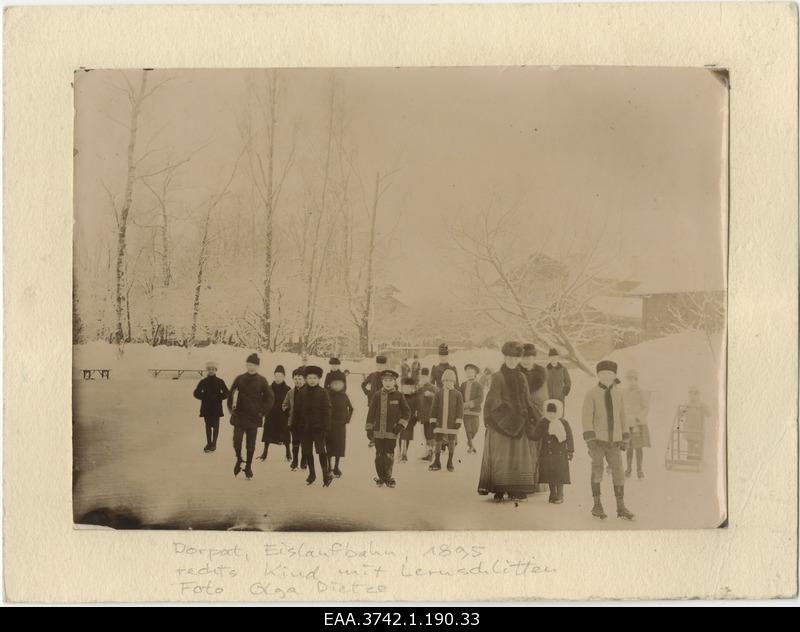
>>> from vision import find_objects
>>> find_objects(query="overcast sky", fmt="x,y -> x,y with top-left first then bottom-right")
75,66 -> 727,305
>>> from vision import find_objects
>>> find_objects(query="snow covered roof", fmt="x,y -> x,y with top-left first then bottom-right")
588,295 -> 643,319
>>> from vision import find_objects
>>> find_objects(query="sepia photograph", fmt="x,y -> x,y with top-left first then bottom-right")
72,65 -> 728,532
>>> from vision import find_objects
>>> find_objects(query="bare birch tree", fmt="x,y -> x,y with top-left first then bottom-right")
238,70 -> 296,350
450,202 -> 623,375
189,148 -> 245,346
341,169 -> 398,356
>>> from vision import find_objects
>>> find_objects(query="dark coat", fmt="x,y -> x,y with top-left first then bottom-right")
459,378 -> 485,418
519,364 -> 548,415
483,364 -> 538,439
193,375 -> 230,418
546,363 -> 572,402
292,384 -> 332,435
360,370 -> 384,400
430,388 -> 464,435
365,388 -> 411,440
227,372 -> 274,429
326,390 -> 353,457
430,362 -> 459,389
532,417 -> 575,484
262,381 -> 291,444
324,369 -> 348,392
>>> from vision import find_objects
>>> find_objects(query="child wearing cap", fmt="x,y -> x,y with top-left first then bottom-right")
284,367 -> 307,471
259,365 -> 291,462
582,360 -> 634,520
365,369 -> 410,488
414,368 -> 438,461
533,399 -> 575,504
292,366 -> 333,486
622,368 -> 651,478
678,386 -> 710,462
430,343 -> 459,389
429,369 -> 465,472
459,364 -> 484,454
326,373 -> 353,478
192,361 -> 230,453
227,353 -> 275,480
397,377 -> 418,462
361,355 -> 389,448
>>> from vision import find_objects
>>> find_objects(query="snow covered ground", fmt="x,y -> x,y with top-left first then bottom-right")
72,332 -> 726,531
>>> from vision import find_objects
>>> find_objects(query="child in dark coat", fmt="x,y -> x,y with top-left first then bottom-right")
365,369 -> 411,488
284,368 -> 307,471
326,373 -> 353,478
192,361 -> 230,453
227,353 -> 274,480
293,365 -> 333,486
259,365 -> 291,462
398,377 -> 418,462
533,399 -> 575,504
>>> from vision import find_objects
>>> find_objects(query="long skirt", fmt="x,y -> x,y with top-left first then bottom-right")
326,422 -> 347,457
478,427 -> 537,495
262,410 -> 289,445
400,419 -> 416,441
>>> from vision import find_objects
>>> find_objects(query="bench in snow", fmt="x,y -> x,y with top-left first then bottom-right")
148,368 -> 207,379
82,369 -> 111,380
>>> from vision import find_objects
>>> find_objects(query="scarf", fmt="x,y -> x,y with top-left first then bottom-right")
547,417 -> 568,443
600,381 -> 618,439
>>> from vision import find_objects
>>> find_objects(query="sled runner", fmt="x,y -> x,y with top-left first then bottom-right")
665,404 -> 705,472
81,369 -> 111,380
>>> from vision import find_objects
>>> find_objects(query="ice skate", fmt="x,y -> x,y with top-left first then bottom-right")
386,478 -> 396,489
617,505 -> 635,521
637,471 -> 645,480
614,486 -> 634,520
591,498 -> 607,520
333,467 -> 342,478
625,468 -> 632,478
258,453 -> 267,462
446,460 -> 454,472
323,473 -> 333,487
428,456 -> 442,471
493,493 -> 505,502
374,477 -> 384,487
209,444 -> 217,452
244,465 -> 254,480
306,472 -> 316,485
204,444 -> 211,453
300,456 -> 307,470
233,458 -> 244,477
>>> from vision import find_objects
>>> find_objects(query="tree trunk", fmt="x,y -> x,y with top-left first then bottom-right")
159,205 -> 172,286
262,70 -> 277,350
190,245 -> 206,346
358,320 -> 369,357
114,70 -> 148,345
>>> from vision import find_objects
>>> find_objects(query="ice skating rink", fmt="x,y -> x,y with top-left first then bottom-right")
72,334 -> 725,531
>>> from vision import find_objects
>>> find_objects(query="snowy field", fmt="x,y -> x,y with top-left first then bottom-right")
72,332 -> 726,531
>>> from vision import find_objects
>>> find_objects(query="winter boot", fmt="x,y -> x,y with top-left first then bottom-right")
548,483 -> 558,503
244,449 -> 255,480
290,446 -> 299,470
204,443 -> 212,453
333,456 -> 342,478
591,483 -> 607,519
321,455 -> 333,487
555,484 -> 565,504
446,454 -> 455,472
615,486 -> 635,520
234,454 -> 244,477
306,459 -> 317,485
258,445 -> 268,462
386,478 -> 397,489
374,477 -> 384,487
300,453 -> 308,470
429,451 -> 442,471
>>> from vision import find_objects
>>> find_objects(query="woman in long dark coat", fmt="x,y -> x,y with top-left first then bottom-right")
478,341 -> 538,502
259,365 -> 291,461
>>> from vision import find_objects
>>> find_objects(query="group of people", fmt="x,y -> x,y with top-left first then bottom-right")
190,340 -> 710,522
192,354 -> 353,486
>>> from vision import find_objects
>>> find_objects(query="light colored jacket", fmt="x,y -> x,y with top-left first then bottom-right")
581,383 -> 630,444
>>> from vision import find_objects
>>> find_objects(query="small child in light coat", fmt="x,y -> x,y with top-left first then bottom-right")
429,369 -> 464,472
